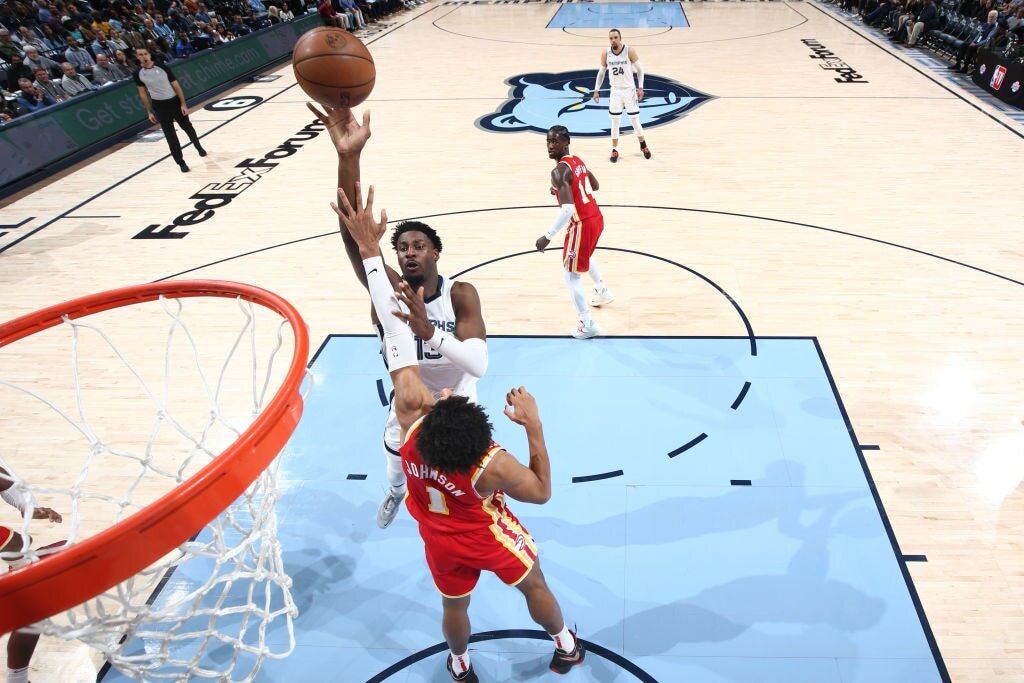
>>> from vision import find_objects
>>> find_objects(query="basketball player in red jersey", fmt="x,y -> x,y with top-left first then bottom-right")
1,464 -> 63,683
535,125 -> 614,340
333,182 -> 586,682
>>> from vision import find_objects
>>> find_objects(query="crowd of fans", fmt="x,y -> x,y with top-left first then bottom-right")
826,0 -> 1024,75
0,0 -> 420,124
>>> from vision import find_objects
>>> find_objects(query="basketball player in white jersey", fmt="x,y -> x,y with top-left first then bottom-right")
309,103 -> 489,529
591,28 -> 652,163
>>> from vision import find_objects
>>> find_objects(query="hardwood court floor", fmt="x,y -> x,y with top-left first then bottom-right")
1,2 -> 1022,681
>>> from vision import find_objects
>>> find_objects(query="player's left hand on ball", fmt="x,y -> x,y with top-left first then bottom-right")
504,386 -> 540,427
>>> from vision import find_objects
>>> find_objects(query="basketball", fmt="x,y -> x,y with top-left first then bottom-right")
292,27 -> 376,109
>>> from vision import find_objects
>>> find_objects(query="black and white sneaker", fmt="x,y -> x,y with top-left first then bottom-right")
447,654 -> 479,682
549,631 -> 586,674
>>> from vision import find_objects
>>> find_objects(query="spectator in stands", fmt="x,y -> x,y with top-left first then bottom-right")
138,19 -> 160,45
279,3 -> 296,20
317,0 -> 346,28
888,0 -> 921,41
91,13 -> 113,37
287,0 -> 305,19
33,67 -> 68,102
64,37 -> 96,74
227,14 -> 252,34
949,8 -> 999,71
249,0 -> 268,13
152,14 -> 174,41
973,0 -> 995,22
106,10 -> 126,33
188,22 -> 209,50
144,38 -> 170,65
106,28 -> 130,51
905,0 -> 939,45
39,24 -> 66,51
5,54 -> 35,91
339,0 -> 367,29
63,20 -> 97,46
0,28 -> 21,62
172,30 -> 192,58
244,9 -> 271,30
267,3 -> 282,22
15,77 -> 58,111
60,61 -> 95,96
91,33 -> 114,57
0,96 -> 29,123
167,8 -> 194,34
22,46 -> 63,79
92,52 -> 130,84
195,3 -> 213,23
38,3 -> 56,28
114,48 -> 136,70
15,26 -> 46,51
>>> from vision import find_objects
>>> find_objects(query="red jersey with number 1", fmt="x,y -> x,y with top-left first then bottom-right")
554,155 -> 602,223
400,417 -> 527,537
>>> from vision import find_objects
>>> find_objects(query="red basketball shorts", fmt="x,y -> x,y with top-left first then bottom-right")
562,213 -> 604,273
0,525 -> 15,553
419,518 -> 538,598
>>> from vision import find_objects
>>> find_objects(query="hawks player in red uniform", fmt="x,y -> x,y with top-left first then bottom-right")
1,464 -> 63,683
535,125 -> 615,340
334,181 -> 586,682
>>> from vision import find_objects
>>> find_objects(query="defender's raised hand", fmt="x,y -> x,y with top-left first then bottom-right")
331,181 -> 387,257
307,102 -> 371,157
504,386 -> 541,429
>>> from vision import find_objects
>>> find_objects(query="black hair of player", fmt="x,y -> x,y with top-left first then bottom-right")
548,125 -> 571,144
416,395 -> 494,474
609,28 -> 622,38
391,221 -> 442,252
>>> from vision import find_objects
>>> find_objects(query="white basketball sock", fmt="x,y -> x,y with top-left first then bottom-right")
587,259 -> 607,292
7,666 -> 29,683
384,442 -> 406,492
563,271 -> 592,325
449,649 -> 471,675
549,624 -> 576,654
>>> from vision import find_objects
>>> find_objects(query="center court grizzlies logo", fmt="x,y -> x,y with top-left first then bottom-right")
476,70 -> 712,137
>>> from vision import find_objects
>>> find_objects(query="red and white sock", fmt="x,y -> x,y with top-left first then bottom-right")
550,625 -> 576,654
449,650 -> 471,676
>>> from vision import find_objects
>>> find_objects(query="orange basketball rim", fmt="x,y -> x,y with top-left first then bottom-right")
0,280 -> 309,635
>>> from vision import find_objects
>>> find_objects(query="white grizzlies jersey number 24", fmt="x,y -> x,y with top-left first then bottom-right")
607,45 -> 635,90
376,275 -> 478,402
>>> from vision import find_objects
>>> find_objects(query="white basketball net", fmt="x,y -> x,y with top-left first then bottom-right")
0,292 -> 304,681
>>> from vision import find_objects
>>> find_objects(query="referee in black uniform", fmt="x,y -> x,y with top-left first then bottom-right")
133,47 -> 207,173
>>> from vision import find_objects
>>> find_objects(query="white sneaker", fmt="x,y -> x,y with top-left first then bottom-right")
571,320 -> 599,339
376,487 -> 404,528
590,288 -> 615,307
